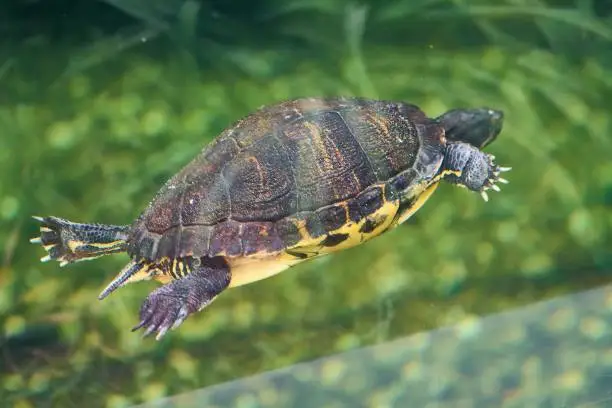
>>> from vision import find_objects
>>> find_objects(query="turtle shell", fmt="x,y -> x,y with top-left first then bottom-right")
128,97 -> 446,268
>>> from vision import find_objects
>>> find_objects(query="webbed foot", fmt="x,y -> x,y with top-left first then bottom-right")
442,141 -> 511,201
132,256 -> 231,340
30,216 -> 129,266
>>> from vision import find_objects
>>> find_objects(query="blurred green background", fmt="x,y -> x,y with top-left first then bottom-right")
1,0 -> 611,407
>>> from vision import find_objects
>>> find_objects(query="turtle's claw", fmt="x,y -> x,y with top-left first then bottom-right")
30,216 -> 71,264
479,156 -> 511,202
133,288 -> 195,341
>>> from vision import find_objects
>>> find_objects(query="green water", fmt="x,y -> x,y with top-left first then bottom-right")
1,1 -> 612,407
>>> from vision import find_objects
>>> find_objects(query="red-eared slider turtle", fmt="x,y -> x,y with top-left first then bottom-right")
30,97 -> 510,340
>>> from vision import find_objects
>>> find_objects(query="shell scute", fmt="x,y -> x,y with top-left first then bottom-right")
209,221 -> 242,257
157,226 -> 179,258
279,111 -> 377,211
356,185 -> 385,218
389,169 -> 417,193
241,222 -> 283,256
274,218 -> 302,248
303,212 -> 326,239
181,181 -> 206,225
315,203 -> 348,232
135,234 -> 157,259
338,102 -> 423,180
194,174 -> 230,225
224,136 -> 298,222
179,225 -> 211,258
346,197 -> 363,224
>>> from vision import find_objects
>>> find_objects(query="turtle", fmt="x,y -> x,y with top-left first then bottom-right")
30,97 -> 510,340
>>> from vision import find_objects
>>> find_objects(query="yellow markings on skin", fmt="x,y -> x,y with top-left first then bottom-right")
92,240 -> 124,249
66,239 -> 124,253
103,256 -> 194,296
392,182 -> 440,226
171,258 -> 180,279
391,168 -> 458,227
443,169 -> 462,178
294,218 -> 312,240
160,257 -> 192,281
178,259 -> 191,277
67,239 -> 86,253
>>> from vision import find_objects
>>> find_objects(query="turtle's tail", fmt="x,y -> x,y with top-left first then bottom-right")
30,216 -> 130,266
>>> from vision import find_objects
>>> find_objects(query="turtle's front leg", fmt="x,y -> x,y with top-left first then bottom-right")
442,141 -> 511,202
133,256 -> 231,340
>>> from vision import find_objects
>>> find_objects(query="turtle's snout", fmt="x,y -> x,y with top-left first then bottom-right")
487,109 -> 504,141
442,142 -> 511,201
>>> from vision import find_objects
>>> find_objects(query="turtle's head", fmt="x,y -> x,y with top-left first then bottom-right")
438,108 -> 504,149
441,141 -> 511,202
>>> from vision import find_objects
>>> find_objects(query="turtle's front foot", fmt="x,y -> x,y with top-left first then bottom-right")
132,256 -> 231,340
479,157 -> 511,202
442,141 -> 511,202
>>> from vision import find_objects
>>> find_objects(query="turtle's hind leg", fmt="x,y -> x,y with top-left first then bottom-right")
132,256 -> 231,340
30,216 -> 129,266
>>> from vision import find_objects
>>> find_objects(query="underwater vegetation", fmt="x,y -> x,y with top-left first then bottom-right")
0,0 -> 611,407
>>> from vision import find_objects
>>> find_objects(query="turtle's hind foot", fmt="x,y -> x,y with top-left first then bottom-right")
30,216 -> 129,266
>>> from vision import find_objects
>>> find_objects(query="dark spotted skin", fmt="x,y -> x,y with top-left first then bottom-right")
128,97 -> 446,261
